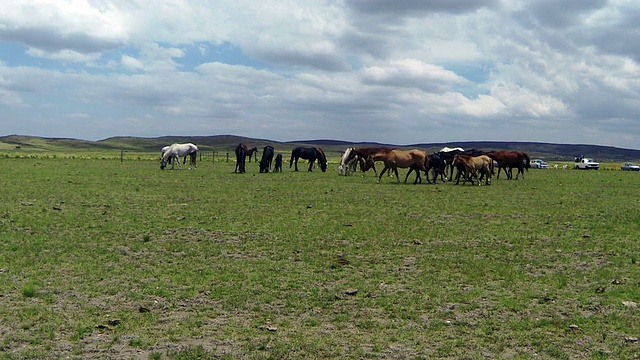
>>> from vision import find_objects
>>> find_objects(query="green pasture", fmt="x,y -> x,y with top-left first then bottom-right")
1,157 -> 639,359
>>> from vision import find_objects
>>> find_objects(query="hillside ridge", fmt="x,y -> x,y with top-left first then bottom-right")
1,134 -> 639,161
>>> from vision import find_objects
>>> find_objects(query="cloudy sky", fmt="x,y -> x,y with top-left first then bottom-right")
1,1 -> 639,149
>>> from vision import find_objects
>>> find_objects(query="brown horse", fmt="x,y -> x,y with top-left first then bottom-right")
345,147 -> 393,175
246,147 -> 258,162
452,154 -> 494,185
370,149 -> 429,183
484,151 -> 530,179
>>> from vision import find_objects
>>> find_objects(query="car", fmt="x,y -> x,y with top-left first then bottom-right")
574,156 -> 600,170
621,162 -> 640,171
530,159 -> 549,169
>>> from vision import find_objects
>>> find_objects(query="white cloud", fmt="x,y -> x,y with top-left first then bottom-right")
361,59 -> 470,93
0,0 -> 639,149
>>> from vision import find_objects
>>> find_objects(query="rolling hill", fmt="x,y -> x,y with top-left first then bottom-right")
1,134 -> 639,162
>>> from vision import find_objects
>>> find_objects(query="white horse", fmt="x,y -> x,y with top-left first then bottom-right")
160,143 -> 198,170
439,146 -> 464,153
338,147 -> 358,176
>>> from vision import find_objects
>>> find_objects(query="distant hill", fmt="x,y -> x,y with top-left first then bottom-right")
1,134 -> 639,162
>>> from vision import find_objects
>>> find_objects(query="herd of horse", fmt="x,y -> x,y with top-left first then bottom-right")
159,142 -> 326,174
338,146 -> 532,185
159,142 -> 530,186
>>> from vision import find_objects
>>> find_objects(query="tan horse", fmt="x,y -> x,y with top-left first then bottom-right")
370,149 -> 429,183
453,154 -> 494,185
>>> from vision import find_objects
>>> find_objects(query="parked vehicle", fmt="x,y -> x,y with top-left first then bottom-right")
530,159 -> 549,169
621,162 -> 640,171
574,156 -> 600,170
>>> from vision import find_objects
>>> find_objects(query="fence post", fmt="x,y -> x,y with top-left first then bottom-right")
120,149 -> 124,162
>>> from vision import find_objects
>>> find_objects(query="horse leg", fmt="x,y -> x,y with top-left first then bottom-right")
378,166 -> 389,181
413,168 -> 422,184
454,166 -> 462,184
404,166 -> 414,183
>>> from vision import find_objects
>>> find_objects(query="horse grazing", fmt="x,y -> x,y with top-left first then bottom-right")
161,145 -> 190,166
289,147 -> 328,172
371,149 -> 429,184
338,147 -> 359,176
273,153 -> 283,173
452,154 -> 494,185
344,147 -> 393,175
235,143 -> 247,173
160,143 -> 198,170
484,151 -> 530,179
259,145 -> 275,173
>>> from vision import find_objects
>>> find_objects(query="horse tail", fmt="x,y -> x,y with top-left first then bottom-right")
289,150 -> 295,168
190,150 -> 197,168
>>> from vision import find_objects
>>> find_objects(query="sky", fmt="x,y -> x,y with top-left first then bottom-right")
0,0 -> 639,149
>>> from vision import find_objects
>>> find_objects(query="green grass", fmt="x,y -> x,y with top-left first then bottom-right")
1,157 -> 639,359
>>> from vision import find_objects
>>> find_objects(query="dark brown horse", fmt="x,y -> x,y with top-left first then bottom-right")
246,147 -> 258,162
485,151 -> 530,179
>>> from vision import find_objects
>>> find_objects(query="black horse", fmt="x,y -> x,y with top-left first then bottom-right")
290,147 -> 327,172
235,143 -> 247,173
260,145 -> 275,173
426,153 -> 446,183
273,153 -> 283,173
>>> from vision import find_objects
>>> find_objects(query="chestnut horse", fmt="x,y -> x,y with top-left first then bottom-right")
370,149 -> 429,183
484,151 -> 530,179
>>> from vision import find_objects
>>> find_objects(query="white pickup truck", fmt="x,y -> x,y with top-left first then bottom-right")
574,157 -> 600,170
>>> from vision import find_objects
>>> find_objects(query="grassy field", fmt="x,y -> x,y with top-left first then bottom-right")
1,156 -> 639,359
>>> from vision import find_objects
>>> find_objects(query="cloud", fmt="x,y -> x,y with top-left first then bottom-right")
361,59 -> 470,93
0,0 -> 639,149
0,0 -> 126,59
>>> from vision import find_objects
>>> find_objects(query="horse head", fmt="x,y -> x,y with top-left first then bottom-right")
317,148 -> 328,172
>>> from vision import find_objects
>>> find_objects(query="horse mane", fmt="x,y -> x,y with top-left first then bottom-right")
162,143 -> 177,161
521,152 -> 531,169
316,147 -> 327,163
